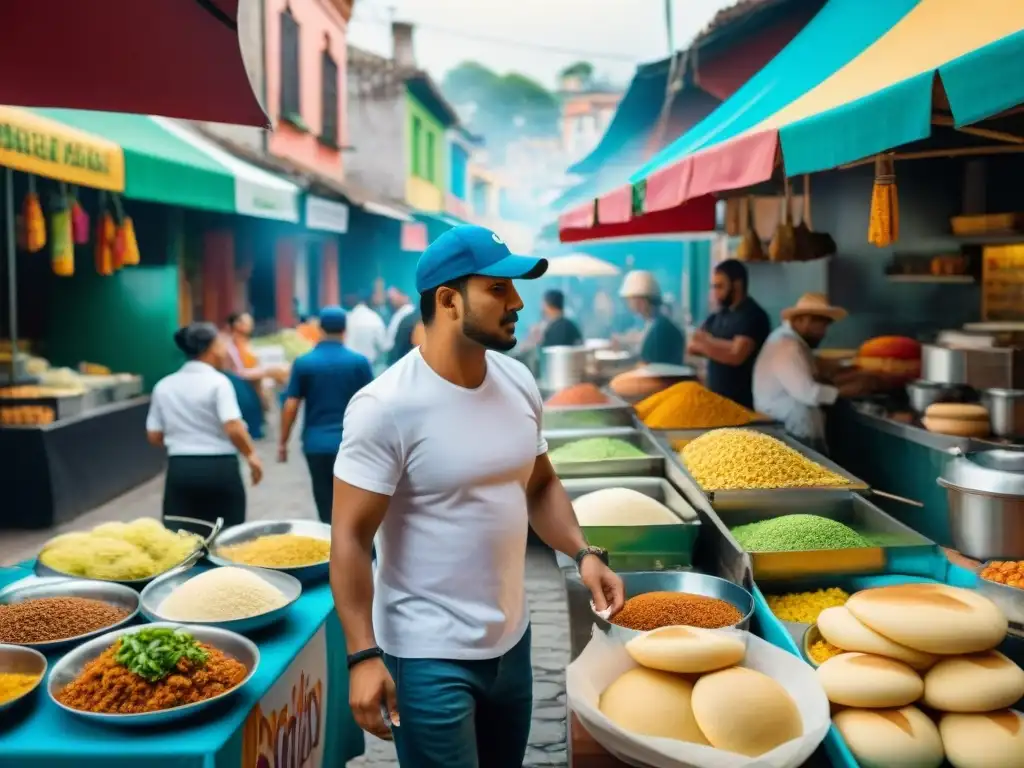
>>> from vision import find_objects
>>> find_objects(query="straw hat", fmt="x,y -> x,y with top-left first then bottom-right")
619,270 -> 661,299
781,292 -> 847,322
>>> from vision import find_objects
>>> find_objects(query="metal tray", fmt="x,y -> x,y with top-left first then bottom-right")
0,577 -> 140,651
561,476 -> 700,571
34,515 -> 221,588
47,622 -> 259,726
140,565 -> 302,633
0,392 -> 86,421
548,427 -> 666,479
207,519 -> 331,582
666,429 -> 869,509
542,395 -> 637,432
724,493 -> 938,580
975,569 -> 1024,630
593,570 -> 755,644
0,644 -> 47,713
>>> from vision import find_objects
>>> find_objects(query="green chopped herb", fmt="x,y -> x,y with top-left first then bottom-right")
730,514 -> 869,552
113,627 -> 209,682
549,437 -> 647,463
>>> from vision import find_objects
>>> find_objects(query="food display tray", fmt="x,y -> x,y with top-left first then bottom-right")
722,493 -> 942,581
975,569 -> 1024,631
206,519 -> 331,583
0,392 -> 87,421
547,427 -> 666,479
663,430 -> 869,510
542,394 -> 636,433
561,476 -> 701,570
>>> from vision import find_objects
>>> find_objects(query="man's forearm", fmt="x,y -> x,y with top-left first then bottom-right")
330,534 -> 378,654
528,476 -> 588,557
279,399 -> 300,446
701,336 -> 742,365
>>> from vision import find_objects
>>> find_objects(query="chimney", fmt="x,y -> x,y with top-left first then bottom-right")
391,21 -> 416,70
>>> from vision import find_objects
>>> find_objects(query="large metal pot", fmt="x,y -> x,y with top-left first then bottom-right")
906,380 -> 971,415
938,447 -> 1024,559
539,346 -> 590,391
981,388 -> 1024,439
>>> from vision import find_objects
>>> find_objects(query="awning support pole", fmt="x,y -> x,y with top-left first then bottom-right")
5,167 -> 17,383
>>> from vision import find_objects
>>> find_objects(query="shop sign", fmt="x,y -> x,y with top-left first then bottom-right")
240,626 -> 328,768
0,107 -> 124,191
401,221 -> 428,252
305,195 -> 349,234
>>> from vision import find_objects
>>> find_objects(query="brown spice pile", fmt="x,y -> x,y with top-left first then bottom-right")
545,383 -> 609,407
0,597 -> 130,643
57,641 -> 248,714
611,591 -> 743,631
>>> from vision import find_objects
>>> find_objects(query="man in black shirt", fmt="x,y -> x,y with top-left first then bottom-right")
540,289 -> 583,348
688,259 -> 770,409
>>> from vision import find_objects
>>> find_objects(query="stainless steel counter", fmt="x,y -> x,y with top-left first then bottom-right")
847,402 -> 1014,453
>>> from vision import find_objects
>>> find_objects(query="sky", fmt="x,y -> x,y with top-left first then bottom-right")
347,0 -> 740,90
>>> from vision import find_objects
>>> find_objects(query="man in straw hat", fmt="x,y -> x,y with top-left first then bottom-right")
753,293 -> 873,453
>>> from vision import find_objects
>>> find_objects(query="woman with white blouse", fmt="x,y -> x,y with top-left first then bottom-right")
146,323 -> 264,527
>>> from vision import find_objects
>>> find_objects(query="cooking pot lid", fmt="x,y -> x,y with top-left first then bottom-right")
941,448 -> 1024,496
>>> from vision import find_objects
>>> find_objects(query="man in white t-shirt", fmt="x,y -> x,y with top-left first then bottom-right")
343,294 -> 387,366
331,225 -> 624,767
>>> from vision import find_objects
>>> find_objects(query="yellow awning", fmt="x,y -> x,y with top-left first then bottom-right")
0,106 -> 124,191
755,0 -> 1024,132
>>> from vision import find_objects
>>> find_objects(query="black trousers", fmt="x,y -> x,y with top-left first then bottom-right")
163,455 -> 246,532
305,453 -> 336,524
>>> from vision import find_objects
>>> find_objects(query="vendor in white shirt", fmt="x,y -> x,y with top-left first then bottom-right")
753,293 -> 872,453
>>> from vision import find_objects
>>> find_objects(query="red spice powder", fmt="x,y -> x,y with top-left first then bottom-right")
546,383 -> 609,407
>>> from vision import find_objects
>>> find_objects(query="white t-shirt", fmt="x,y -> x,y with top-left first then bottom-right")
333,348 -> 546,660
146,361 -> 242,456
345,304 -> 387,364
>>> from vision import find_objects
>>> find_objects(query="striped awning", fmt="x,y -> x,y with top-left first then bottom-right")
562,0 -> 1024,239
639,0 -> 1024,214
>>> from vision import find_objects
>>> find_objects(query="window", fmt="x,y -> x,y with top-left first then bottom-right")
279,8 -> 301,123
320,49 -> 339,147
411,116 -> 423,177
425,131 -> 435,183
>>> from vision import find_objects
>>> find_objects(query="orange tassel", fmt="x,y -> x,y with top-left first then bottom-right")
120,217 -> 140,266
95,214 -> 116,276
22,192 -> 46,253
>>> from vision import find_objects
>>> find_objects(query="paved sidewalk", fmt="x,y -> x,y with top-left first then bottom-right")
0,438 -> 570,768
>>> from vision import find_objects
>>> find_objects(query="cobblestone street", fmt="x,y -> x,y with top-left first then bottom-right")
0,437 -> 570,768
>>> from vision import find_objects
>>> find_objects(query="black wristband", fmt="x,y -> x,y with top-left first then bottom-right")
347,647 -> 383,669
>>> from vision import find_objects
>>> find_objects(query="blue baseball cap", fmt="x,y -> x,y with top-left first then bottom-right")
415,225 -> 548,294
319,305 -> 347,334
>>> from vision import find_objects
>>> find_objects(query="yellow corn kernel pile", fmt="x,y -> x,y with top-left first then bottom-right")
680,428 -> 850,490
766,587 -> 850,624
809,639 -> 844,665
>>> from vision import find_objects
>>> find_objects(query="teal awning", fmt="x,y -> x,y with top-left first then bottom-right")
31,109 -> 300,221
631,0 -> 920,183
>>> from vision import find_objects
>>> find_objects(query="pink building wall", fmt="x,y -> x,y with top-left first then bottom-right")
265,0 -> 349,179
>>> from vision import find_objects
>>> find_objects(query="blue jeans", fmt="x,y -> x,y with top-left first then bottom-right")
383,625 -> 533,768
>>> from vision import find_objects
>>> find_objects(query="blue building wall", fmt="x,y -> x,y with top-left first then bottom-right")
450,143 -> 469,200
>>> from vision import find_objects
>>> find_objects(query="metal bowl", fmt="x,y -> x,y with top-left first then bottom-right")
0,577 -> 140,651
47,622 -> 259,726
593,571 -> 755,644
0,644 -> 47,713
34,515 -> 222,588
140,566 -> 302,633
975,567 -> 1024,632
801,624 -> 826,668
207,520 -> 331,583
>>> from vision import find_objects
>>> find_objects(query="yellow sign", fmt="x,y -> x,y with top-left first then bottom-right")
0,107 -> 124,191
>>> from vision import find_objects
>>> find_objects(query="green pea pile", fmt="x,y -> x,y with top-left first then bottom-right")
549,437 -> 647,463
730,514 -> 869,552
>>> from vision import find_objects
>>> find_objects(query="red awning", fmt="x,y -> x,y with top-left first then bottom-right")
0,0 -> 267,127
559,193 -> 717,244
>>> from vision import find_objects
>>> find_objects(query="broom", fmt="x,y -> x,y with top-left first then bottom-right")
736,196 -> 764,262
868,154 -> 899,247
769,176 -> 796,262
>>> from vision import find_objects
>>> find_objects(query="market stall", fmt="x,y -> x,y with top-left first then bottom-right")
543,376 -> 1024,768
0,519 -> 363,767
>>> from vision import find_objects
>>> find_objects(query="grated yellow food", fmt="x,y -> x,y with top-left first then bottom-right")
217,534 -> 330,568
638,381 -> 758,429
0,672 -> 40,705
766,587 -> 850,624
809,639 -> 843,664
39,518 -> 201,581
680,428 -> 850,490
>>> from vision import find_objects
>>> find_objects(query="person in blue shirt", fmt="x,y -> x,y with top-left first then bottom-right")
279,306 -> 373,523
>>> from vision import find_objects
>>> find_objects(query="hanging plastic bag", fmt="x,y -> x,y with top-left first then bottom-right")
70,186 -> 90,245
110,195 -> 139,268
22,176 -> 46,253
94,193 -> 115,276
50,185 -> 74,277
